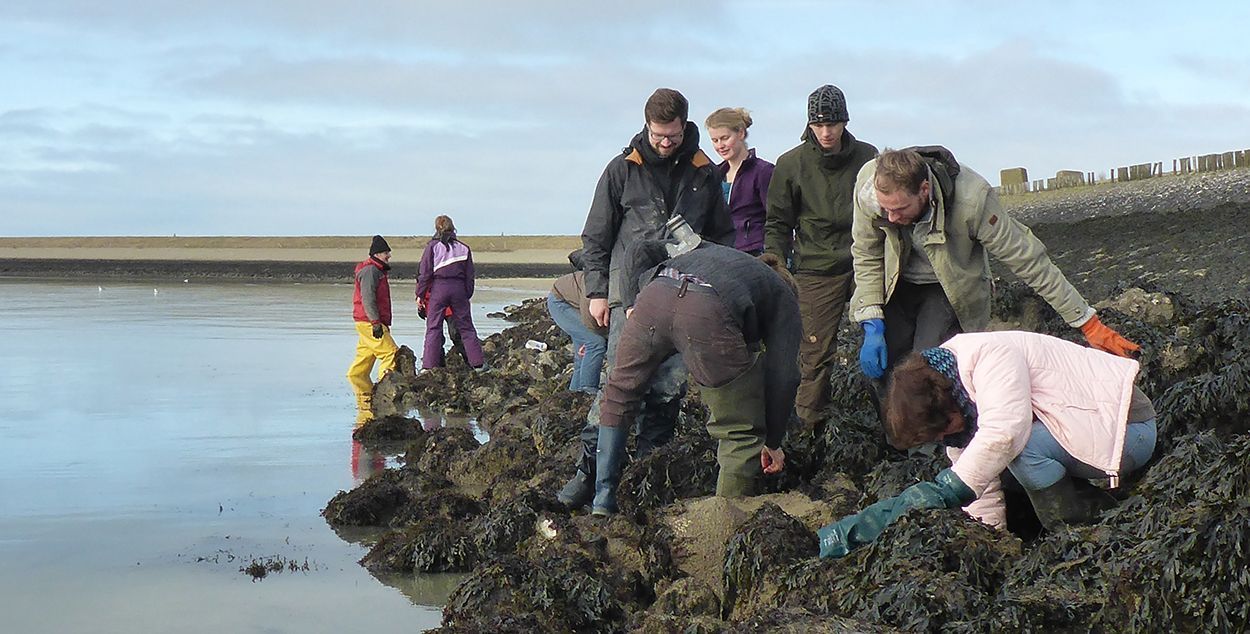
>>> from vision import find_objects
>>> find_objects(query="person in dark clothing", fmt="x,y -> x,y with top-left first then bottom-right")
764,84 -> 878,425
415,215 -> 486,371
558,88 -> 737,509
590,238 -> 801,515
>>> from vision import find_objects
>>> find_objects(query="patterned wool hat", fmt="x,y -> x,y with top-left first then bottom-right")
807,84 -> 849,124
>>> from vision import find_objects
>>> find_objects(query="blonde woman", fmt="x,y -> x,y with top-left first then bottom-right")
705,107 -> 774,255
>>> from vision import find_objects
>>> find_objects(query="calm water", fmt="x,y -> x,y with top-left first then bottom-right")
0,278 -> 545,633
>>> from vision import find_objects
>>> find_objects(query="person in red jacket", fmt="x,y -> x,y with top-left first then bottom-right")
347,235 -> 399,423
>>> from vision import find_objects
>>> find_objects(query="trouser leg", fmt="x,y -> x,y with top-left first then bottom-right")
374,325 -> 399,378
577,334 -> 607,393
882,281 -> 961,370
421,299 -> 448,369
698,353 -> 765,497
794,272 -> 853,424
347,322 -> 378,394
446,291 -> 485,367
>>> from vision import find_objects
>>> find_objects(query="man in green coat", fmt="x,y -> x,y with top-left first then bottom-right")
764,84 -> 878,425
849,147 -> 1139,381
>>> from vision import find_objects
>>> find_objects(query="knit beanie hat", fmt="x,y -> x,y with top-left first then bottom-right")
807,84 -> 849,124
369,234 -> 391,255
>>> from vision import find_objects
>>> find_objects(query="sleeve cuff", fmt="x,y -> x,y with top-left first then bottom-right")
1067,306 -> 1097,328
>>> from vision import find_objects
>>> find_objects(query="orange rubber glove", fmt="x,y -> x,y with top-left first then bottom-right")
1080,315 -> 1140,358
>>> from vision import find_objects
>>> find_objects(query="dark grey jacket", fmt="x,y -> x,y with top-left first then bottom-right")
623,241 -> 801,449
581,122 -> 736,306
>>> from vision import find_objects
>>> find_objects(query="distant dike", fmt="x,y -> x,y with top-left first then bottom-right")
0,259 -> 570,282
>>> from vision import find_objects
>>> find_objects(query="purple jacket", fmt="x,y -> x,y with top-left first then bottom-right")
416,235 -> 475,300
717,149 -> 775,253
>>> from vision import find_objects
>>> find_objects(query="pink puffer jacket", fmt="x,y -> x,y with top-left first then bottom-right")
941,331 -> 1140,528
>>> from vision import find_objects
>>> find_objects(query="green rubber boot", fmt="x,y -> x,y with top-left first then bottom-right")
1025,476 -> 1119,531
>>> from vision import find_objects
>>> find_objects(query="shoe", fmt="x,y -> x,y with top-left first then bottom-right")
557,470 -> 594,509
591,424 -> 629,516
473,363 -> 490,374
1025,476 -> 1119,531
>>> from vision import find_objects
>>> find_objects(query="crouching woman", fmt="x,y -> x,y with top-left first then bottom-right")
818,330 -> 1157,558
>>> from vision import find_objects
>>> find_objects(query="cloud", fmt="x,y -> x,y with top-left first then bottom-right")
2,3 -> 1248,235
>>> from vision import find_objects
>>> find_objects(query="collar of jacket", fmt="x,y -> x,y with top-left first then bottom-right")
625,147 -> 713,169
625,121 -> 709,168
716,147 -> 758,176
801,127 -> 859,169
368,255 -> 392,271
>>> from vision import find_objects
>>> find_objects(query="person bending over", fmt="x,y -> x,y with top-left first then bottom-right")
590,235 -> 800,515
817,330 -> 1157,558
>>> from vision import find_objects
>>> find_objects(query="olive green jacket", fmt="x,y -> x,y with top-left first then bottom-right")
849,160 -> 1095,331
764,129 -> 878,275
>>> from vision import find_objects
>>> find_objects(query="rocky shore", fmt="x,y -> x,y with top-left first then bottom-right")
325,174 -> 1250,632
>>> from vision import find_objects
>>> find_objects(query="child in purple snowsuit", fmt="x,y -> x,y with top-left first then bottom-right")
415,215 -> 486,370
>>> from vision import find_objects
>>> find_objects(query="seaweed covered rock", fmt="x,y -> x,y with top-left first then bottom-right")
412,426 -> 481,475
323,468 -> 413,527
361,515 -> 480,573
617,430 -> 718,516
440,549 -> 627,633
472,487 -> 564,556
725,609 -> 901,633
324,465 -> 478,528
640,576 -> 721,622
772,510 -> 1020,631
351,414 -> 423,447
722,503 -> 818,620
1154,299 -> 1250,444
999,431 -> 1250,631
812,409 -> 888,488
503,388 -> 595,458
448,423 -> 541,498
858,445 -> 947,505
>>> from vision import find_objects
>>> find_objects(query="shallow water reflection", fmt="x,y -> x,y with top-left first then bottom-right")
0,278 -> 540,633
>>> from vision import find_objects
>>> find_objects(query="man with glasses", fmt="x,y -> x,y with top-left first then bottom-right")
558,88 -> 736,510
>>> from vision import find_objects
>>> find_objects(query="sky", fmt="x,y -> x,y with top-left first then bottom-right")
2,1 -> 1248,237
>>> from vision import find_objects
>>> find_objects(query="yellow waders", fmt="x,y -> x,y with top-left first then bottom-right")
346,322 -> 399,423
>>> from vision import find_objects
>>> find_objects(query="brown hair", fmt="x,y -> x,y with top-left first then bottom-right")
883,352 -> 958,450
757,252 -> 797,297
645,88 -> 688,125
874,148 -> 928,195
704,107 -> 752,137
434,214 -> 456,235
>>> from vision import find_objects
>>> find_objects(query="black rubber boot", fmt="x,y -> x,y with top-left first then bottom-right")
1025,476 -> 1119,531
556,438 -> 596,509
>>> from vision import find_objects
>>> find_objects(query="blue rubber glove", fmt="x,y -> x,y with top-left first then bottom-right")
858,319 -> 888,379
817,469 -> 975,559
